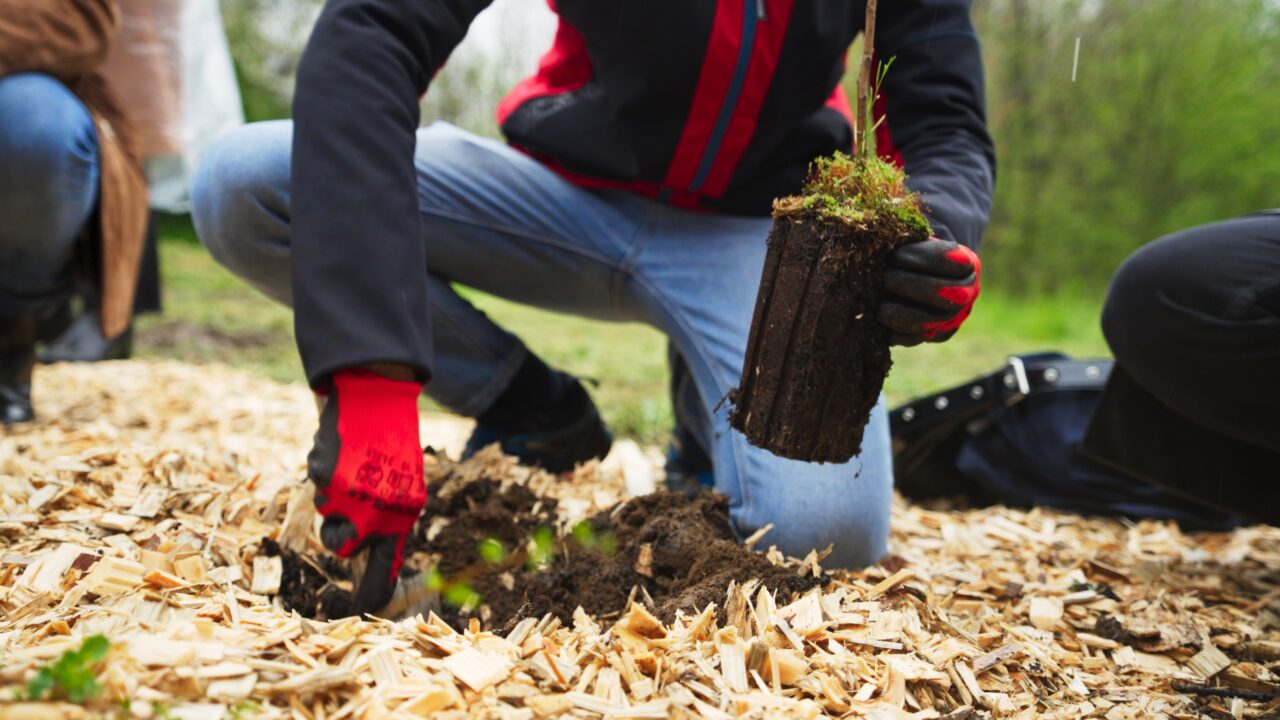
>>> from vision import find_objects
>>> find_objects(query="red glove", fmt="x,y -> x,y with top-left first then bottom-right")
308,369 -> 426,614
878,237 -> 981,346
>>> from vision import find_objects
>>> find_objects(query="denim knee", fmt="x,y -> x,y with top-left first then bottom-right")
724,403 -> 893,569
0,73 -> 97,179
191,123 -> 292,280
0,73 -> 97,309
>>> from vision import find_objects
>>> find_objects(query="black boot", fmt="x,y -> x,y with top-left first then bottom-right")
463,354 -> 612,473
0,315 -> 37,425
38,309 -> 132,363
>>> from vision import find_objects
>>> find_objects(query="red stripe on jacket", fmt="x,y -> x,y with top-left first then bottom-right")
826,77 -> 855,127
659,0 -> 746,193
699,0 -> 798,199
495,1 -> 593,126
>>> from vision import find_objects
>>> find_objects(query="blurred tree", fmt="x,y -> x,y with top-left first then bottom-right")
419,0 -> 552,137
219,0 -> 550,132
220,0 -> 319,122
973,0 -> 1280,291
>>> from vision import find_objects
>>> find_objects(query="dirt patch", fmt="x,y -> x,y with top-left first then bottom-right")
275,478 -> 826,629
260,538 -> 353,619
416,479 -> 826,628
411,477 -> 558,578
137,320 -> 281,351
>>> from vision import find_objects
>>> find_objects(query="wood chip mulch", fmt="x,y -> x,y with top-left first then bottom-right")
3,360 -> 1279,720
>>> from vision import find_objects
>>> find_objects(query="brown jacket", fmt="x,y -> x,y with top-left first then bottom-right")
0,0 -> 147,336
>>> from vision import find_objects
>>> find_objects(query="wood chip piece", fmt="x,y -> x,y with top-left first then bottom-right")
1029,597 -> 1064,631
1187,644 -> 1232,680
250,555 -> 283,595
172,555 -> 208,583
94,512 -> 140,532
395,686 -> 462,715
262,666 -> 355,694
441,647 -> 513,692
526,695 -> 574,717
718,637 -> 748,693
17,543 -> 91,592
144,569 -> 186,589
206,674 -> 258,701
954,662 -> 988,708
973,643 -> 1021,674
619,602 -> 666,640
80,556 -> 146,595
1078,632 -> 1121,650
867,568 -> 916,599
366,647 -> 402,688
634,543 -> 654,578
126,486 -> 169,518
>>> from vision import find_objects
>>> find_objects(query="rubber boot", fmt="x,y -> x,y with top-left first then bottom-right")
38,309 -> 132,363
463,373 -> 613,473
0,315 -> 37,425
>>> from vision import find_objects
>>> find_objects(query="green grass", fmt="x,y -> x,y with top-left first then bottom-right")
141,215 -> 1109,446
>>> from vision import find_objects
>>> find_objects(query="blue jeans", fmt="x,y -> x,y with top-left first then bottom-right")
191,121 -> 893,567
0,73 -> 99,316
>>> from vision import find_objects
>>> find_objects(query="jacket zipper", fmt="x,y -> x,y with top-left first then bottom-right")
688,0 -> 763,193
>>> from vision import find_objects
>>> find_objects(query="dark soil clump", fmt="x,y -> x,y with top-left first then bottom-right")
410,477 -> 558,577
415,483 -> 826,629
274,477 -> 826,629
260,538 -> 353,619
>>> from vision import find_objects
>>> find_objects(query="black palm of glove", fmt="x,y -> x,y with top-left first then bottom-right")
879,237 -> 981,346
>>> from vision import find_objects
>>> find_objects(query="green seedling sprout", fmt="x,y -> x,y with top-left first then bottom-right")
571,520 -> 597,548
597,531 -> 618,556
527,525 -> 555,571
477,537 -> 506,563
23,635 -> 111,703
443,581 -> 482,610
423,565 -> 445,591
420,520 -> 622,617
229,700 -> 262,720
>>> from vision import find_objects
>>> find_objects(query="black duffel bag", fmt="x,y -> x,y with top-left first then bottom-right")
890,352 -> 1249,531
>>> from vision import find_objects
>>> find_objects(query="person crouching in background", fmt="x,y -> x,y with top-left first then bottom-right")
0,0 -> 150,424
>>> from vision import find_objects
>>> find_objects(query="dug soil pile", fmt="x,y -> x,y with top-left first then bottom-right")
273,475 -> 824,628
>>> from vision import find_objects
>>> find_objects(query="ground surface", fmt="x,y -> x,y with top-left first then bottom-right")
4,361 -> 1278,720
139,221 -> 1110,445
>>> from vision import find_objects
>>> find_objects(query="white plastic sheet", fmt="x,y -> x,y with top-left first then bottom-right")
100,0 -> 244,211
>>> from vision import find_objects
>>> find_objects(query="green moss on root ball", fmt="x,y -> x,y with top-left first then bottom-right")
776,152 -> 930,235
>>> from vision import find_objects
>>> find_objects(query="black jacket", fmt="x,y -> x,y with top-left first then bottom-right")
291,0 -> 995,384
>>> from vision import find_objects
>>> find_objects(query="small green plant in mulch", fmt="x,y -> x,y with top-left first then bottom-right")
229,699 -> 262,720
423,522 -> 620,612
20,635 -> 111,703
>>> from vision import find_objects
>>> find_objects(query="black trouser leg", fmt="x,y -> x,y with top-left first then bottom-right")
1084,211 -> 1280,521
133,212 -> 162,315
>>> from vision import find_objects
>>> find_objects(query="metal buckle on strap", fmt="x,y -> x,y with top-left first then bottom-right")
1002,356 -> 1031,405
